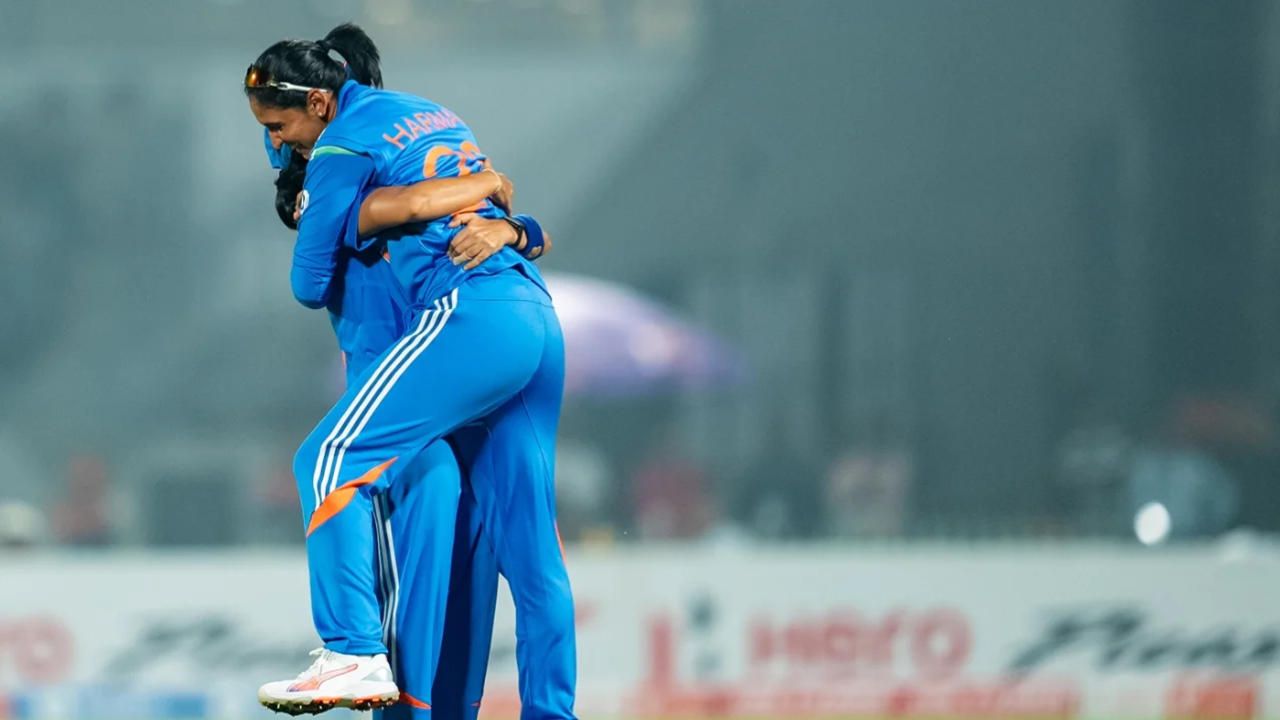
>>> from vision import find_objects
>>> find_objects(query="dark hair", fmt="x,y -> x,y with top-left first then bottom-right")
246,23 -> 382,109
274,153 -> 308,230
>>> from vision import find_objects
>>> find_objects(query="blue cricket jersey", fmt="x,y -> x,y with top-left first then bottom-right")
329,246 -> 411,381
293,80 -> 546,311
264,128 -> 541,382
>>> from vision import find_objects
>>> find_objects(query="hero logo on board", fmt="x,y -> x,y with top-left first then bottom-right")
748,608 -> 972,680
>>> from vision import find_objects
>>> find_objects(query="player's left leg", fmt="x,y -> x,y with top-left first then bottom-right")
431,427 -> 503,720
467,303 -> 578,720
259,440 -> 462,715
375,429 -> 500,720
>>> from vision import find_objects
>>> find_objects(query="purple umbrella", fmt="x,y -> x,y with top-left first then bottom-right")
541,272 -> 744,397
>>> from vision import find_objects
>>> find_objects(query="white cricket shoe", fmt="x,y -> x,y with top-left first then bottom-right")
258,648 -> 399,714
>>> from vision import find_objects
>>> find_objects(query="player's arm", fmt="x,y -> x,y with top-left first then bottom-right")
356,168 -> 509,235
447,212 -> 552,271
291,147 -> 375,308
353,165 -> 546,271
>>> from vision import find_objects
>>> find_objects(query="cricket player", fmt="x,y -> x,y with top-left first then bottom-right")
267,146 -> 544,719
245,23 -> 575,720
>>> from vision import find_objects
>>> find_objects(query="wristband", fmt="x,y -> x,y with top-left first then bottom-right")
513,214 -> 545,259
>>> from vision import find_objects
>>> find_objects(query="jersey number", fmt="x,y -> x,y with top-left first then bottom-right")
422,141 -> 483,180
422,141 -> 487,216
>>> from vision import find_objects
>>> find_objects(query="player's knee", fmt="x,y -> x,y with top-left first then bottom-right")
540,595 -> 577,643
550,590 -> 576,632
514,574 -> 575,628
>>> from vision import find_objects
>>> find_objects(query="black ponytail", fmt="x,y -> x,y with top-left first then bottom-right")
321,23 -> 382,88
245,23 -> 382,109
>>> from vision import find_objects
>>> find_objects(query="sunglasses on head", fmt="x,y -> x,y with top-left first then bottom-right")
244,65 -> 323,93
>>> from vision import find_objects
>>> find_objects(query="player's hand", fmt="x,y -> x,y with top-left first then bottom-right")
293,191 -> 304,224
448,213 -> 518,271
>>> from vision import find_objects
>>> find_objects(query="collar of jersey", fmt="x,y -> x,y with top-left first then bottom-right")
316,79 -> 364,148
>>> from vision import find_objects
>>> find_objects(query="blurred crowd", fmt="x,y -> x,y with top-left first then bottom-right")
2,1 -> 1279,553
6,387 -> 1275,551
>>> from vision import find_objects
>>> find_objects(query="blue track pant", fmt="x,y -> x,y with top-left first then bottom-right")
375,433 -> 498,720
294,271 -> 577,720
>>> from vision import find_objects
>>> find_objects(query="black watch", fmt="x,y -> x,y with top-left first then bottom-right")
502,216 -> 527,250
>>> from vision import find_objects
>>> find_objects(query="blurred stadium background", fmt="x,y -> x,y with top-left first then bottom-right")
3,0 -> 1280,718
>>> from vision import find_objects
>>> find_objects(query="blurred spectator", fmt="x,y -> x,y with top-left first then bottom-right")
1172,395 -> 1277,449
50,457 -> 112,546
1126,414 -> 1239,540
733,419 -> 823,539
555,438 -> 612,542
1053,398 -> 1132,535
0,500 -> 47,549
1171,394 -> 1278,533
825,414 -> 913,539
632,430 -> 714,540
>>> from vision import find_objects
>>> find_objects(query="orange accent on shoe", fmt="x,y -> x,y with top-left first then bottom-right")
400,691 -> 431,709
306,457 -> 399,537
286,663 -> 359,692
349,694 -> 398,708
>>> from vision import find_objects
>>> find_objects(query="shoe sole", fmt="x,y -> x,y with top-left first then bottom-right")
260,691 -> 400,715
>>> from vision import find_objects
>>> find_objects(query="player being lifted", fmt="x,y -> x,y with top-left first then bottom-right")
244,23 -> 575,719
265,141 -> 547,719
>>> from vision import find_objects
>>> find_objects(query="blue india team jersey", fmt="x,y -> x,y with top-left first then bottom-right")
305,80 -> 545,307
329,246 -> 410,381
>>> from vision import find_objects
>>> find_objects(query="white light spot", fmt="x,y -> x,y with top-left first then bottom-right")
1134,502 -> 1171,546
